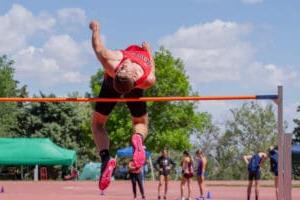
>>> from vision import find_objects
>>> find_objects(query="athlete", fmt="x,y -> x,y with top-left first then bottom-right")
154,149 -> 176,200
195,149 -> 207,200
128,159 -> 146,200
243,152 -> 268,200
180,151 -> 194,200
89,20 -> 156,191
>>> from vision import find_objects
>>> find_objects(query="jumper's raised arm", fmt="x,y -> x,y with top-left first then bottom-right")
89,20 -> 122,77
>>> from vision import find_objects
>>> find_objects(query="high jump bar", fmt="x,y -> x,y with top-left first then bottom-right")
0,95 -> 278,103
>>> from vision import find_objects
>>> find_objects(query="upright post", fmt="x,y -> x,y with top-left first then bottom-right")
277,86 -> 286,199
34,164 -> 39,181
284,133 -> 292,200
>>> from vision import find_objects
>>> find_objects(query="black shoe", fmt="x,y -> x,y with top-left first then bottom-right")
99,150 -> 110,177
158,196 -> 161,200
100,158 -> 109,177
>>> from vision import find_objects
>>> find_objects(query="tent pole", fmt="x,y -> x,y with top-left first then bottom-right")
149,156 -> 155,181
21,165 -> 23,180
34,164 -> 39,181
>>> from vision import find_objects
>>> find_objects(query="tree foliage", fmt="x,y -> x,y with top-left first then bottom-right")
12,93 -> 97,168
293,105 -> 300,144
0,55 -> 27,137
292,105 -> 300,178
213,102 -> 277,179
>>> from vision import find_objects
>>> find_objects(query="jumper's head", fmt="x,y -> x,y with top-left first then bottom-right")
113,62 -> 135,94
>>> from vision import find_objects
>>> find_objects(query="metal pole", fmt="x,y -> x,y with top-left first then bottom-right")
277,86 -> 285,200
148,156 -> 155,181
284,133 -> 292,200
34,165 -> 39,181
21,165 -> 23,180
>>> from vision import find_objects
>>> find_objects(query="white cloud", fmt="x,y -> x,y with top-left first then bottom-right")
159,20 -> 255,83
198,101 -> 235,124
15,46 -> 59,74
0,4 -> 92,89
43,35 -> 87,69
285,102 -> 300,132
246,63 -> 299,88
0,4 -> 55,54
14,35 -> 90,86
159,20 -> 300,90
63,72 -> 88,83
241,0 -> 264,4
57,8 -> 86,26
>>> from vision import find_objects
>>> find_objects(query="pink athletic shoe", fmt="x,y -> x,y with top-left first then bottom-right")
99,159 -> 116,191
131,133 -> 145,168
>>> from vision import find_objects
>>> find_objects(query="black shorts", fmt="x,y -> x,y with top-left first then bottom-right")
95,76 -> 147,117
248,171 -> 261,181
159,171 -> 170,177
271,170 -> 278,177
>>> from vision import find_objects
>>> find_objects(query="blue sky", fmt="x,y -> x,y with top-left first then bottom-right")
0,0 -> 299,131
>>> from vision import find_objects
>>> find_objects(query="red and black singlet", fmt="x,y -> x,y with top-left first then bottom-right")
115,45 -> 152,86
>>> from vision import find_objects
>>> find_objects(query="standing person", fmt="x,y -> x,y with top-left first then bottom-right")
89,20 -> 156,191
180,150 -> 194,200
243,152 -> 268,200
154,149 -> 176,200
268,146 -> 279,200
128,159 -> 146,200
195,149 -> 207,200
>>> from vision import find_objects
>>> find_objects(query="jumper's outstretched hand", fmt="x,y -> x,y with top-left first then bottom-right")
142,41 -> 151,52
89,20 -> 100,31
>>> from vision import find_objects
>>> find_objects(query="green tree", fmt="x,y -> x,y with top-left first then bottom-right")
292,105 -> 300,179
89,48 -> 211,153
12,93 -> 97,168
293,105 -> 300,144
0,55 -> 27,137
191,116 -> 222,179
212,102 -> 277,180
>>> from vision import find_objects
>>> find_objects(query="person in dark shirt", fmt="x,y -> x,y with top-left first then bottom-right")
128,159 -> 145,200
154,149 -> 176,200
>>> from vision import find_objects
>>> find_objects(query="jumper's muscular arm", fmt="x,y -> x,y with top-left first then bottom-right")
89,21 -> 122,77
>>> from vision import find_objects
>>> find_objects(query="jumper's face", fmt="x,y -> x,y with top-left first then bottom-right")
116,60 -> 136,79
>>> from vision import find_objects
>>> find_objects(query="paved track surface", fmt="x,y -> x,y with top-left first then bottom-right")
0,180 -> 299,200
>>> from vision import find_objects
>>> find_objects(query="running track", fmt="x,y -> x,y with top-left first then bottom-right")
0,180 -> 299,200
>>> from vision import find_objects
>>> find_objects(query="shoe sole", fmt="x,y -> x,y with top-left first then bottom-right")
131,134 -> 145,168
99,159 -> 116,191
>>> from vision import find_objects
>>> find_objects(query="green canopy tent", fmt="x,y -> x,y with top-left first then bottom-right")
0,138 -> 76,180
